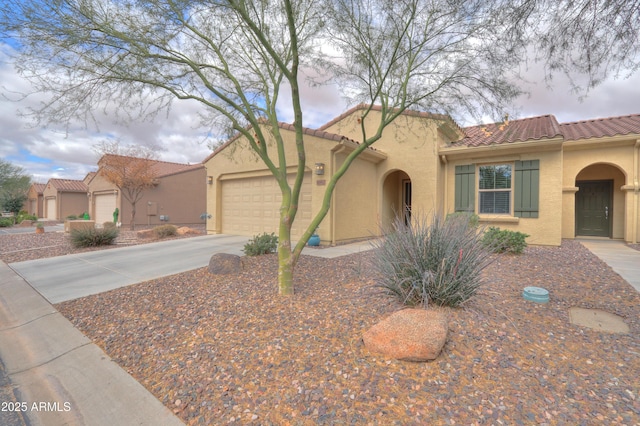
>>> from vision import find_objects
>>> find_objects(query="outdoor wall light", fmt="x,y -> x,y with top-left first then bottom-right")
207,176 -> 214,184
315,163 -> 325,175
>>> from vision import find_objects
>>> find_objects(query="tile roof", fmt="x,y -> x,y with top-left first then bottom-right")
31,183 -> 46,194
455,115 -> 562,147
99,155 -> 204,178
559,114 -> 640,141
48,178 -> 88,192
454,113 -> 640,147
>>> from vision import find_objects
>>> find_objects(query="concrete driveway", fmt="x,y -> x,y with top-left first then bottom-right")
9,234 -> 248,304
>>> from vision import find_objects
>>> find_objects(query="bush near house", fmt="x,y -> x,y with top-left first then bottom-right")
482,227 -> 529,254
243,232 -> 278,256
0,218 -> 12,227
373,213 -> 494,308
153,224 -> 178,238
70,227 -> 119,248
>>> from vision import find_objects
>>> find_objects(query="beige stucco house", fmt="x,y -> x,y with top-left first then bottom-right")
27,183 -> 46,218
87,155 -> 207,226
203,106 -> 640,246
42,178 -> 89,220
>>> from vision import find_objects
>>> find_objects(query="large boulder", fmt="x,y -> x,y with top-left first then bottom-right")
362,308 -> 448,362
208,253 -> 243,275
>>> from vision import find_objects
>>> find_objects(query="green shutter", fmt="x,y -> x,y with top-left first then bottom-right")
455,165 -> 475,212
514,160 -> 539,218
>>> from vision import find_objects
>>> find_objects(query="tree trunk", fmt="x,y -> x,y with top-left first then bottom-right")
130,204 -> 136,231
277,217 -> 294,295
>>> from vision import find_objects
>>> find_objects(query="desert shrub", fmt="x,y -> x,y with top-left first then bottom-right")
482,227 -> 529,254
70,227 -> 119,248
66,214 -> 78,220
243,232 -> 278,256
372,213 -> 493,308
0,218 -> 13,227
16,212 -> 37,223
446,211 -> 480,228
153,224 -> 178,238
103,221 -> 117,230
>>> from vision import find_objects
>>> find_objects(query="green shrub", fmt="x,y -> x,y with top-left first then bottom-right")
372,213 -> 493,308
482,227 -> 529,254
153,224 -> 178,238
0,218 -> 13,227
66,215 -> 78,220
243,232 -> 278,256
16,212 -> 37,223
70,227 -> 119,248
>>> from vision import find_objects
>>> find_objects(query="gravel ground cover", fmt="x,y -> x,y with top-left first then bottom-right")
54,240 -> 640,425
0,224 -> 205,263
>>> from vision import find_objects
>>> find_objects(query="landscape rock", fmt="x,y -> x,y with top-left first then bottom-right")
362,308 -> 448,362
208,253 -> 243,275
177,226 -> 201,236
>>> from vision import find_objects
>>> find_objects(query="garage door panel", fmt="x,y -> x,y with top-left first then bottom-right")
46,199 -> 56,220
94,194 -> 117,224
221,173 -> 311,240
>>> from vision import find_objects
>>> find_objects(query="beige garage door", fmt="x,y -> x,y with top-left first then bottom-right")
94,193 -> 117,224
221,173 -> 312,241
46,198 -> 56,220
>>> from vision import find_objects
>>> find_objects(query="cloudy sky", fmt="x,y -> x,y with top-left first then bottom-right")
1,41 -> 640,183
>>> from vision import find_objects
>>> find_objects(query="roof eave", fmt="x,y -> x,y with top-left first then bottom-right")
439,137 -> 564,159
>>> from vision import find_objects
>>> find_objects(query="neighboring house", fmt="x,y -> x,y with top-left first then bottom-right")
203,106 -> 640,246
42,178 -> 89,220
87,155 -> 206,226
27,183 -> 46,218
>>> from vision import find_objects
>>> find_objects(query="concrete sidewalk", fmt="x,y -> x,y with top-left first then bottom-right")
0,261 -> 184,426
579,239 -> 640,292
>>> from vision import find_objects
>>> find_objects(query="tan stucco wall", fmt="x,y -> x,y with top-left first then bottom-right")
205,111 -> 451,243
562,138 -> 640,242
27,187 -> 43,218
88,168 -> 206,226
323,110 -> 447,222
441,142 -> 564,246
205,127 -> 339,241
42,185 -> 88,220
333,152 -> 378,241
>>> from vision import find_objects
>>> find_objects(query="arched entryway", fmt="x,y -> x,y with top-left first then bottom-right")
575,163 -> 626,238
381,170 -> 411,229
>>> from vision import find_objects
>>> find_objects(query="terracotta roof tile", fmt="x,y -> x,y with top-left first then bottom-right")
31,183 -> 46,194
48,178 -> 88,192
455,115 -> 562,147
559,114 -> 640,140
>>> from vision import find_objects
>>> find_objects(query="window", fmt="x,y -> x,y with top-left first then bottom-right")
455,161 -> 539,218
478,164 -> 512,214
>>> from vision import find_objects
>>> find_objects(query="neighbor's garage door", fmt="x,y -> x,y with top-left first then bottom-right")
221,173 -> 312,241
94,193 -> 117,224
46,198 -> 56,220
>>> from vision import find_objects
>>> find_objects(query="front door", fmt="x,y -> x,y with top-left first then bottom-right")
576,180 -> 612,237
402,179 -> 412,225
